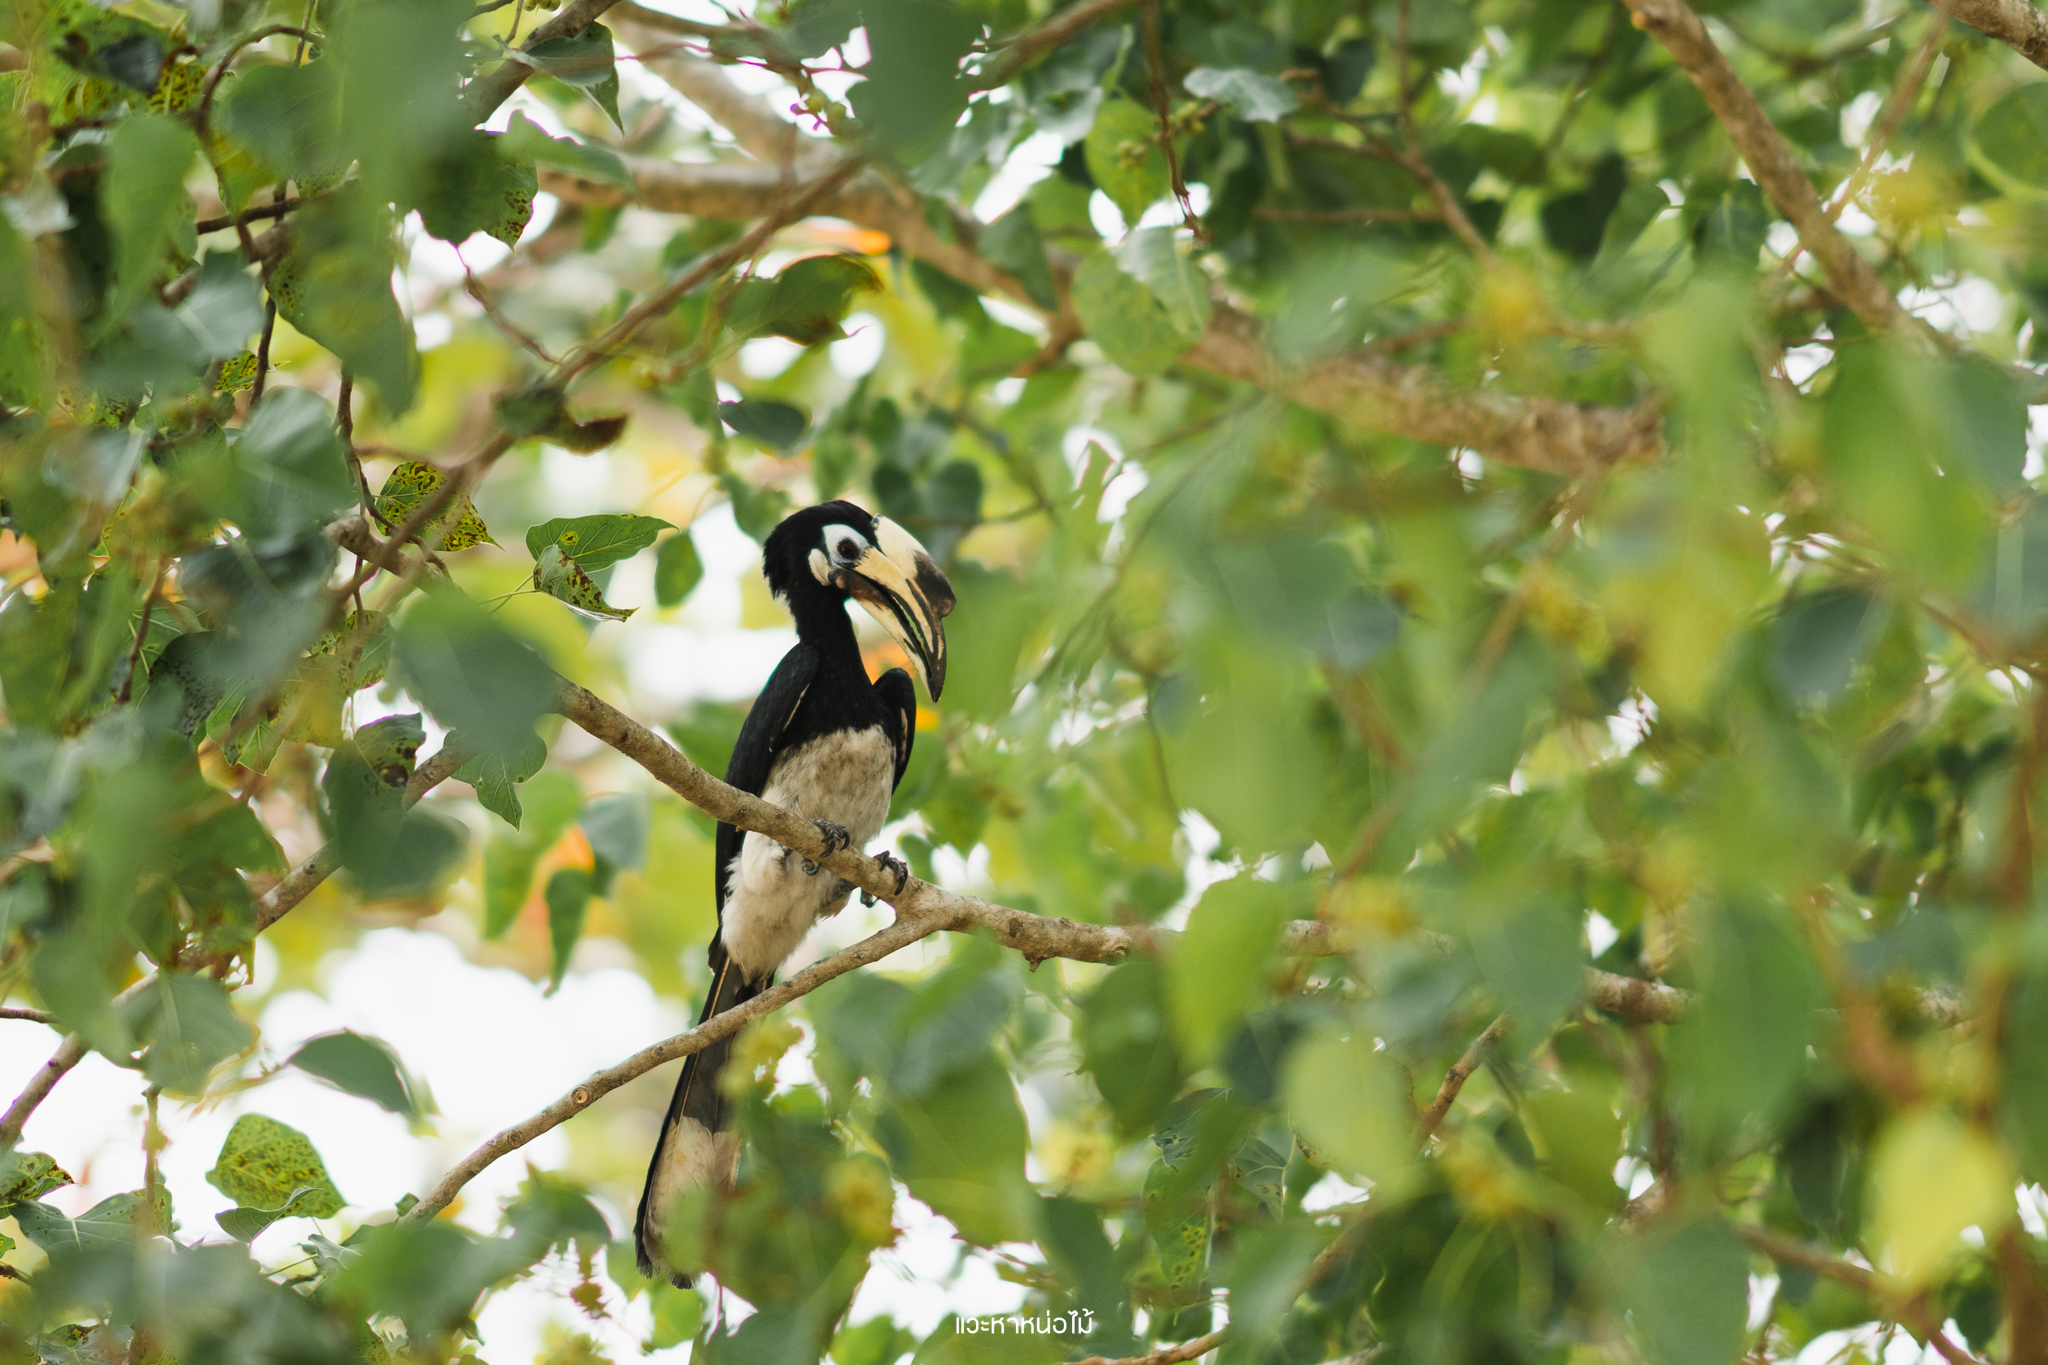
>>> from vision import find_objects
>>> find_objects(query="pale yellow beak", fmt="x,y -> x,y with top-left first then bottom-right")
839,517 -> 955,698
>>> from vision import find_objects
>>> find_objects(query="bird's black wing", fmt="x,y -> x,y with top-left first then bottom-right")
713,642 -> 821,915
874,666 -> 918,790
639,641 -> 820,1288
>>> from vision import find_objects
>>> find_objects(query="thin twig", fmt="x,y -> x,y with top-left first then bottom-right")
0,1007 -> 55,1025
1419,1013 -> 1509,1137
193,195 -> 300,236
1140,0 -> 1202,237
465,272 -> 558,365
249,295 -> 277,405
114,559 -> 165,705
0,1034 -> 88,1148
1742,1226 -> 1988,1365
193,24 -> 317,134
1252,206 -> 1435,223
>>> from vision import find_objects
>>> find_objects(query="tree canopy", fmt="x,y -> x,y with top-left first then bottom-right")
7,0 -> 2048,1359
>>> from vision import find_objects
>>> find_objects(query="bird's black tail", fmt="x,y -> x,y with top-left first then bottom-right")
635,940 -> 763,1288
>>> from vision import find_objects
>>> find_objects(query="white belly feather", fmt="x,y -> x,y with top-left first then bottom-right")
719,725 -> 896,981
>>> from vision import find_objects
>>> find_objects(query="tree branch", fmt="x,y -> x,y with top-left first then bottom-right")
609,4 -> 816,166
400,900 -> 953,1221
1619,0 -> 1906,334
1932,0 -> 2048,69
975,0 -> 1141,88
460,0 -> 626,124
0,1007 -> 55,1026
0,1035 -> 86,1149
1419,1013 -> 1509,1136
542,155 -> 1665,475
1742,1225 -> 1988,1365
1073,1329 -> 1228,1365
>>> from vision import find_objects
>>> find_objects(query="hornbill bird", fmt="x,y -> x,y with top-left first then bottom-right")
634,501 -> 955,1287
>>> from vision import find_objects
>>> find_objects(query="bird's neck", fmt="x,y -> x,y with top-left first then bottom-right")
791,596 -> 866,673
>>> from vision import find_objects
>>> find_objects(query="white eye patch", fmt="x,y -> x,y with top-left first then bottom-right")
820,523 -> 869,566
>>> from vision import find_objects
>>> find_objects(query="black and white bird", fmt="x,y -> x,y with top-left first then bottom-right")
634,501 -> 955,1286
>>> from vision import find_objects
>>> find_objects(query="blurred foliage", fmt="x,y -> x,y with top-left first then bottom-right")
8,0 -> 2048,1360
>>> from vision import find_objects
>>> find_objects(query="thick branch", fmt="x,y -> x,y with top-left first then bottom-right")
1934,0 -> 2048,69
976,0 -> 1141,87
609,5 -> 816,166
1620,0 -> 1904,332
544,157 -> 1665,474
461,0 -> 625,124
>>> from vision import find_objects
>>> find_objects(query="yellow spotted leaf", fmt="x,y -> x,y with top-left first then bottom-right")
533,543 -> 633,620
373,460 -> 495,552
215,350 -> 258,393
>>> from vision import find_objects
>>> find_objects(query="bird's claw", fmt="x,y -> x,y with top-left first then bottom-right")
803,819 -> 851,876
862,852 -> 912,907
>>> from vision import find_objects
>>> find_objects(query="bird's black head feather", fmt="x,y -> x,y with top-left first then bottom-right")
762,499 -> 877,606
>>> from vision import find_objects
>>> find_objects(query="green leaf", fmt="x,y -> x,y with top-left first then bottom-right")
581,792 -> 648,877
1183,66 -> 1298,121
290,1030 -> 417,1117
32,928 -> 132,1061
497,110 -> 633,190
1084,97 -> 1168,224
216,1185 -> 327,1242
122,972 -> 253,1095
524,513 -> 674,569
219,60 -> 343,183
1078,958 -> 1185,1136
533,544 -> 635,621
239,385 -> 358,539
1072,249 -> 1201,377
0,1150 -> 73,1206
411,129 -> 538,247
545,865 -> 595,989
206,1114 -> 346,1218
394,587 -> 556,760
1614,1217 -> 1750,1365
1975,84 -> 2048,189
727,254 -> 880,345
102,113 -> 200,315
874,1054 -> 1034,1245
720,399 -> 809,452
1142,1157 -> 1212,1291
1167,875 -> 1286,1063
1114,227 -> 1211,338
162,251 -> 265,360
721,472 -> 796,541
1282,1020 -> 1412,1184
456,728 -> 548,827
271,190 -> 418,413
979,204 -> 1057,311
654,529 -> 705,608
845,0 -> 978,158
12,1190 -> 170,1251
322,713 -> 470,900
520,22 -> 623,129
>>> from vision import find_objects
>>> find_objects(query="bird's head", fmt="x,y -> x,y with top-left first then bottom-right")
763,501 -> 956,699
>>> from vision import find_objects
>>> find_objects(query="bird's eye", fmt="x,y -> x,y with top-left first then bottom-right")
838,539 -> 859,561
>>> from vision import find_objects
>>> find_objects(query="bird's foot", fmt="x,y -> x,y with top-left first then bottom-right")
802,819 -> 851,875
861,852 -> 913,907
